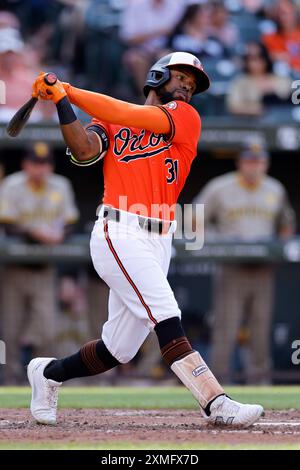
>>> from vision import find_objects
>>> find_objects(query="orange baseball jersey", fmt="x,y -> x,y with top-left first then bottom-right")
91,101 -> 201,221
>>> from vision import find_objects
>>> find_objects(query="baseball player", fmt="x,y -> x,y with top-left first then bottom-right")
193,144 -> 295,384
0,142 -> 79,383
27,52 -> 263,427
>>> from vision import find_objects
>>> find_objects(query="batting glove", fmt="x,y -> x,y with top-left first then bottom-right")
32,72 -> 67,104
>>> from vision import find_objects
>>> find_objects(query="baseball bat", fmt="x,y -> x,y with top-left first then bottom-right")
6,72 -> 58,137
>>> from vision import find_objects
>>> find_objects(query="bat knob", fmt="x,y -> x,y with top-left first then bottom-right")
44,73 -> 57,86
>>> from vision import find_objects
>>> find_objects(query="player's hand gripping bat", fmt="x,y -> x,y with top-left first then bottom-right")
6,72 -> 57,137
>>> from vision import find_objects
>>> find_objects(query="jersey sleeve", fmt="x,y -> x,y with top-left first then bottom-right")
158,101 -> 201,149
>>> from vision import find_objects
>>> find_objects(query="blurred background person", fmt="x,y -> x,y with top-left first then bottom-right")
262,0 -> 300,73
83,0 -> 124,95
0,10 -> 55,122
226,42 -> 292,116
192,143 -> 295,384
120,0 -> 186,101
86,268 -> 109,340
56,274 -> 89,359
208,0 -> 240,50
0,142 -> 79,384
166,2 -> 229,62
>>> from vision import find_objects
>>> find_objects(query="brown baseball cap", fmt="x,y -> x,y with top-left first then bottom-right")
25,142 -> 54,164
239,142 -> 269,160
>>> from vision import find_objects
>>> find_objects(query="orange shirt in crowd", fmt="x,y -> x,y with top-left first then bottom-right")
262,29 -> 300,71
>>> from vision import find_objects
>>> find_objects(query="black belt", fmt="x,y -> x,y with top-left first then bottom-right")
102,207 -> 172,234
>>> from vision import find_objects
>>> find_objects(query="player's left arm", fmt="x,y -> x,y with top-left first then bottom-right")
277,189 -> 296,239
64,85 -> 171,134
32,74 -> 171,135
61,179 -> 79,240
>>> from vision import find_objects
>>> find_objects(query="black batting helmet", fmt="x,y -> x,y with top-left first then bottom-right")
143,52 -> 210,97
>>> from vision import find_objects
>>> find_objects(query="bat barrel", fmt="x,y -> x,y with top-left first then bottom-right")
6,72 -> 58,137
6,97 -> 38,137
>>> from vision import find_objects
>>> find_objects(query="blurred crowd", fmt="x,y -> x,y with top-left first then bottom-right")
0,0 -> 299,385
0,0 -> 299,120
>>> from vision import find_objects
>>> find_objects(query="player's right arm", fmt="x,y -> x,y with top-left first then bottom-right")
60,118 -> 109,166
32,75 -> 109,164
276,188 -> 296,239
191,181 -> 220,238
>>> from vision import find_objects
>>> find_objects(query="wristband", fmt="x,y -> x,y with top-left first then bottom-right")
56,96 -> 77,125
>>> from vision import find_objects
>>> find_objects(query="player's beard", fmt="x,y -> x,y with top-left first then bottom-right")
156,86 -> 184,104
156,87 -> 179,104
156,85 -> 190,104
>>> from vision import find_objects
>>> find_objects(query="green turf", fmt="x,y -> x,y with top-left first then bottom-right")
0,441 -> 300,450
1,385 -> 300,409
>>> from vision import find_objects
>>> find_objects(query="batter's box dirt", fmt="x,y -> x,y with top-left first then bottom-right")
1,409 -> 300,446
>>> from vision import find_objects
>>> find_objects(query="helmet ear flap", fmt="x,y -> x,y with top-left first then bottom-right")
143,67 -> 171,97
153,71 -> 164,81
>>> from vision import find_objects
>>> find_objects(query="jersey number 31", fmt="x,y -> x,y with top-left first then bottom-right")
165,158 -> 179,184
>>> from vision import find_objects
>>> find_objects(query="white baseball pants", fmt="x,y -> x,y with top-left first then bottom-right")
90,209 -> 181,363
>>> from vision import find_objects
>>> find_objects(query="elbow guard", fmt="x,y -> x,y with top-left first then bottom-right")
68,124 -> 109,166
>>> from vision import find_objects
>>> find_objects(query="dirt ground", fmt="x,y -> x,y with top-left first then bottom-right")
1,409 -> 300,447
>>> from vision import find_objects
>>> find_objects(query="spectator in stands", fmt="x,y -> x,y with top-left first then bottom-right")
208,1 -> 240,50
166,3 -> 229,62
120,0 -> 186,100
0,142 -> 79,384
192,143 -> 295,384
0,9 -> 20,29
0,28 -> 34,122
0,19 -> 55,122
226,42 -> 291,116
83,0 -> 123,94
262,0 -> 300,72
234,0 -> 267,14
